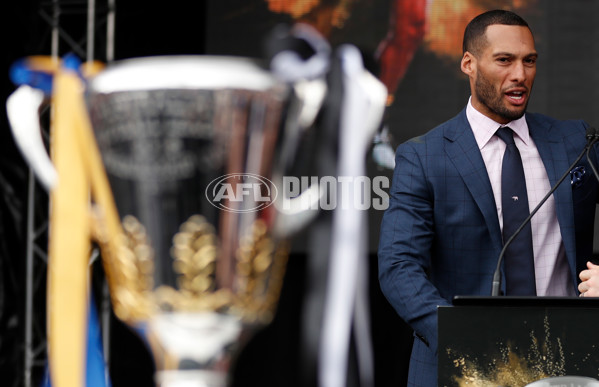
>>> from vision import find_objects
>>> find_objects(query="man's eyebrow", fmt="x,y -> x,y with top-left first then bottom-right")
491,52 -> 538,58
492,52 -> 514,57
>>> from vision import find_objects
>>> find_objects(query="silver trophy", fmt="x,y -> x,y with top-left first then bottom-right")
85,56 -> 299,386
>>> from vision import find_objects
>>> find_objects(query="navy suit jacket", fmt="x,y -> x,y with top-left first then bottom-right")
378,109 -> 598,386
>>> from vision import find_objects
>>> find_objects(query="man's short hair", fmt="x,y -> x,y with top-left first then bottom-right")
462,10 -> 531,55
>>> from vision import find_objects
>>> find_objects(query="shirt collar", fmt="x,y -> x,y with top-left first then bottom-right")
466,96 -> 530,149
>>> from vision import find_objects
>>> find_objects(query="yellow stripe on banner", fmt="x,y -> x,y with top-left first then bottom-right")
78,66 -> 124,317
47,57 -> 117,387
48,68 -> 91,387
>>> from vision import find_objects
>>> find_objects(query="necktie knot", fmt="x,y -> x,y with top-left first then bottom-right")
496,126 -> 515,145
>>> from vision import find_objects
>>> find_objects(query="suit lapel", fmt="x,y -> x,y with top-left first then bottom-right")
444,110 -> 503,251
443,110 -> 577,279
527,115 -> 577,270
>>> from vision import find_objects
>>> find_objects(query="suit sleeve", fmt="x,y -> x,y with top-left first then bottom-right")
377,139 -> 451,355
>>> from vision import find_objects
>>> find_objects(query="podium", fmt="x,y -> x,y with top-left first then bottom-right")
438,297 -> 599,386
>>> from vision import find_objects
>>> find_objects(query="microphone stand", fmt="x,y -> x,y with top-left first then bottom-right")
491,129 -> 599,296
586,127 -> 599,182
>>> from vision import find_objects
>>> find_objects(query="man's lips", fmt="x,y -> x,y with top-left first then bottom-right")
504,88 -> 527,106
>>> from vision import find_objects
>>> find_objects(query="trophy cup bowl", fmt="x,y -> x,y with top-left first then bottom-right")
85,56 -> 292,386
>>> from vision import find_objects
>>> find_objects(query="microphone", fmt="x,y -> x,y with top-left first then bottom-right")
491,127 -> 599,296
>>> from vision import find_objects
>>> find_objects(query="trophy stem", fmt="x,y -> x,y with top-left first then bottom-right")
155,370 -> 226,387
144,312 -> 244,387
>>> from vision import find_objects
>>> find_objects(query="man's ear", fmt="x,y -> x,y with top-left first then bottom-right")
461,51 -> 475,76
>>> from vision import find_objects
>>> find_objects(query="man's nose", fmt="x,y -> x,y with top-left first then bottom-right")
510,61 -> 527,83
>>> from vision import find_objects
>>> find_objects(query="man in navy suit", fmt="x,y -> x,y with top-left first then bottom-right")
378,9 -> 599,386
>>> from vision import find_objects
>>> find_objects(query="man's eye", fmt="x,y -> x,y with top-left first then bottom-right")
497,58 -> 509,63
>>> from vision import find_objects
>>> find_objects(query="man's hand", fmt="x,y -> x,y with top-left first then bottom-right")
578,261 -> 599,297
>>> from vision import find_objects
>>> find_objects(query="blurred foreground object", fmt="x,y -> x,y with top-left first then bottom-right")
85,55 -> 295,387
6,22 -> 386,387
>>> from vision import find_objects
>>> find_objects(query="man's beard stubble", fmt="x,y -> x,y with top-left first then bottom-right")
474,70 -> 530,122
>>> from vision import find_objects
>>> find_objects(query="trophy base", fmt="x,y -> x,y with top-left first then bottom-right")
156,370 -> 226,387
146,312 -> 244,387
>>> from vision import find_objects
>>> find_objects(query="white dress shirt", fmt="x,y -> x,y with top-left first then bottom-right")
466,98 -> 574,296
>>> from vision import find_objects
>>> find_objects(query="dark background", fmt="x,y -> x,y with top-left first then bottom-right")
3,1 -> 599,386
